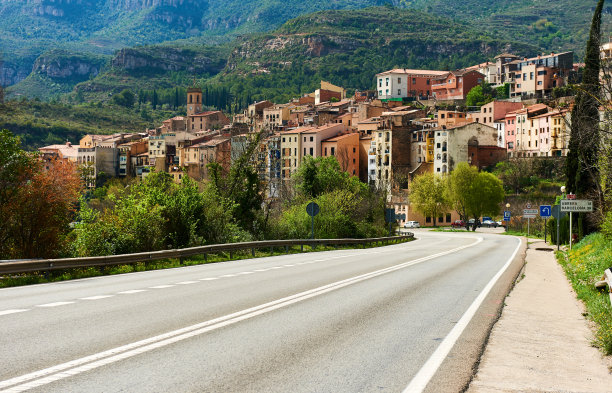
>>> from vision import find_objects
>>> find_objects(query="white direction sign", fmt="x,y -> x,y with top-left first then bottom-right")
560,199 -> 593,212
523,209 -> 539,216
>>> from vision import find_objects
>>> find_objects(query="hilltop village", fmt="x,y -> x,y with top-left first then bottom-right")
39,50 -> 581,226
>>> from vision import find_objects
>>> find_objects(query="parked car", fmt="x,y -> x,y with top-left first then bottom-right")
468,218 -> 481,228
451,220 -> 465,228
482,219 -> 498,228
403,221 -> 420,228
496,220 -> 504,227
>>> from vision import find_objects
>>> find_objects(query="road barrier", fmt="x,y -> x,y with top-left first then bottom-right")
0,235 -> 414,275
595,268 -> 612,306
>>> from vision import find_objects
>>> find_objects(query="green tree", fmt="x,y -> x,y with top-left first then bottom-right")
408,173 -> 450,227
112,89 -> 135,108
448,163 -> 504,231
465,85 -> 493,107
566,0 -> 603,204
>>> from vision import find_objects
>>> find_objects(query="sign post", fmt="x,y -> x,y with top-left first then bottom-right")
560,199 -> 593,250
552,205 -> 566,251
503,211 -> 511,232
385,208 -> 396,237
540,205 -> 551,243
306,202 -> 320,240
523,208 -> 538,238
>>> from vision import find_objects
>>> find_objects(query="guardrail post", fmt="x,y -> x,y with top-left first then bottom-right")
229,250 -> 233,260
251,248 -> 255,257
204,253 -> 207,262
301,244 -> 304,252
270,246 -> 273,254
285,245 -> 289,253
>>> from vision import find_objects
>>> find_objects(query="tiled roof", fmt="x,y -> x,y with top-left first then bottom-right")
376,69 -> 449,77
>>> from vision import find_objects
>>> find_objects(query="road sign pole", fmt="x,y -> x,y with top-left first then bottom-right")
556,213 -> 560,251
527,217 -> 530,238
569,212 -> 572,250
544,218 -> 547,243
311,214 -> 314,240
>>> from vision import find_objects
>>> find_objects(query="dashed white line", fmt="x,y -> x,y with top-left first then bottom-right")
253,269 -> 268,272
149,285 -> 175,289
199,278 -> 219,281
0,309 -> 29,316
117,290 -> 147,295
283,264 -> 295,267
220,274 -> 237,278
176,281 -> 198,285
236,271 -> 254,275
80,295 -> 114,301
270,266 -> 283,270
36,302 -> 75,308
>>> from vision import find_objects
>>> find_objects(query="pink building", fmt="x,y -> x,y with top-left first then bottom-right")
504,111 -> 519,152
470,101 -> 524,127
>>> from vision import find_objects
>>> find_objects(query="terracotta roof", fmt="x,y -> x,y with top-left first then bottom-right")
189,138 -> 230,148
191,111 -> 222,117
495,53 -> 519,59
322,133 -> 358,143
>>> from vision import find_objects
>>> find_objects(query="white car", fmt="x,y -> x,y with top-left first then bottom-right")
403,221 -> 420,228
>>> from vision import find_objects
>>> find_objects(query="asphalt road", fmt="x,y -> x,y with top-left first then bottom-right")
0,231 -> 523,393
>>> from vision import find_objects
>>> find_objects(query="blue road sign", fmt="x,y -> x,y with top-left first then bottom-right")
540,205 -> 552,218
503,211 -> 511,221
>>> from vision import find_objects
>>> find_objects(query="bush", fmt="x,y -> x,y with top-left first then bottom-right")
558,233 -> 612,354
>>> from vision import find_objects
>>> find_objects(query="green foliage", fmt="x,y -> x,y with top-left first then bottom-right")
465,85 -> 494,107
449,162 -> 504,229
111,89 -> 135,108
601,211 -> 612,240
558,233 -> 612,355
408,172 -> 450,226
72,169 -> 256,257
272,156 -> 385,239
495,83 -> 510,99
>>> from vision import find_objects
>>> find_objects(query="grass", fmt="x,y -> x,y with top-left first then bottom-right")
557,233 -> 612,355
0,238 -> 412,289
501,229 -> 545,240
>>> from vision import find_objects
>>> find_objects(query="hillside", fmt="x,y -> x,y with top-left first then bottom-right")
0,0 -> 390,87
202,8 -> 540,103
0,100 -> 181,150
1,0 -> 607,91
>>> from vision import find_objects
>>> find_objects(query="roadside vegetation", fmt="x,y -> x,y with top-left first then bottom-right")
0,129 -> 389,261
557,233 -> 612,354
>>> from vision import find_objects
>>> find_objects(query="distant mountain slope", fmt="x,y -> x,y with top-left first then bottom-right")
0,0 -> 390,86
67,7 -> 538,104
1,0 -> 606,89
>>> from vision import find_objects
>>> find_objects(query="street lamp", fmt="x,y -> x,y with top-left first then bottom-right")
505,203 -> 511,232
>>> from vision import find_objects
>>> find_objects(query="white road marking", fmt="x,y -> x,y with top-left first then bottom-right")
35,302 -> 75,308
283,264 -> 295,267
0,237 -> 483,393
0,309 -> 29,316
176,281 -> 198,285
199,278 -> 218,281
117,290 -> 146,295
80,295 -> 114,301
236,271 -> 254,275
270,266 -> 283,270
149,285 -> 175,289
219,274 -> 237,278
402,237 -> 522,393
253,269 -> 267,272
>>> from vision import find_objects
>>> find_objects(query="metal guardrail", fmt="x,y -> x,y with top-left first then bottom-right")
0,235 -> 414,275
596,268 -> 612,306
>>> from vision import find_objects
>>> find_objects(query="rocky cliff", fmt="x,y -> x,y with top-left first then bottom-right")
111,47 -> 226,75
32,50 -> 107,81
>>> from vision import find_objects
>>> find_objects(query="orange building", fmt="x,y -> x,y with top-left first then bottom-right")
322,133 -> 360,177
432,70 -> 484,101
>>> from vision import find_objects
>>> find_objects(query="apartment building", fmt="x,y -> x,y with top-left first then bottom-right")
432,70 -> 484,101
376,69 -> 448,100
322,132 -> 360,177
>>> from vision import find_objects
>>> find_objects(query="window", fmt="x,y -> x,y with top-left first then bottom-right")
386,78 -> 389,86
398,77 -> 402,83
310,136 -> 313,142
446,213 -> 452,223
530,72 -> 534,80
282,137 -> 285,142
412,78 -> 416,84
426,80 -> 430,85
324,147 -> 327,155
537,81 -> 542,86
398,89 -> 402,96
353,147 -> 356,153
331,147 -> 335,156
426,216 -> 431,223
310,147 -> 314,155
379,79 -> 382,87
304,148 -> 306,155
353,158 -> 356,164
